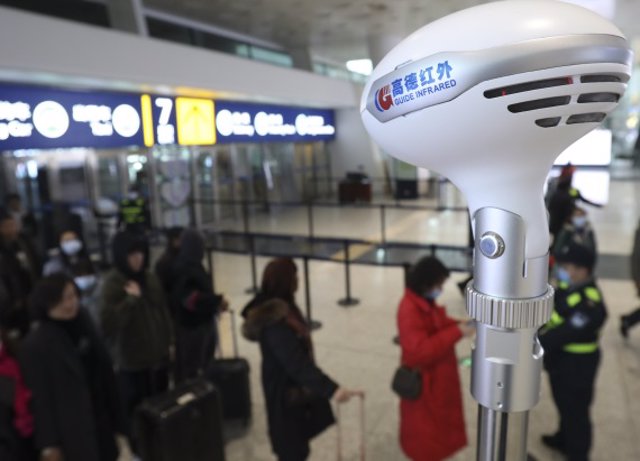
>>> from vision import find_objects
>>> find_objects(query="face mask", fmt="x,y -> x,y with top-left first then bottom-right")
572,216 -> 587,228
555,266 -> 572,285
424,288 -> 442,300
74,274 -> 96,291
61,239 -> 82,256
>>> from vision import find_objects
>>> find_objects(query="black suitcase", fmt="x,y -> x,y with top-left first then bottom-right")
207,310 -> 252,425
135,379 -> 226,461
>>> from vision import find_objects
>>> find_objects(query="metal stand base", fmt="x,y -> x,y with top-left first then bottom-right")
309,320 -> 323,330
337,298 -> 360,307
245,287 -> 258,294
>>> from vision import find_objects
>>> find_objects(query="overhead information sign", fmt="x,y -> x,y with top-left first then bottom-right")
0,83 -> 144,150
0,83 -> 336,150
176,97 -> 216,146
214,101 -> 336,143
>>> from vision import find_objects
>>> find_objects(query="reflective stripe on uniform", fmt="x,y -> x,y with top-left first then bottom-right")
567,292 -> 582,307
584,287 -> 601,302
564,342 -> 598,353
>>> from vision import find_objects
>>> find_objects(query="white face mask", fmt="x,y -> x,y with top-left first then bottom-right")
61,239 -> 83,256
74,274 -> 96,291
572,216 -> 588,228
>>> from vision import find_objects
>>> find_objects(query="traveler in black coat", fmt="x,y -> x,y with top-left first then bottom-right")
19,274 -> 132,461
0,209 -> 35,338
154,226 -> 183,295
171,229 -> 227,380
242,258 -> 360,461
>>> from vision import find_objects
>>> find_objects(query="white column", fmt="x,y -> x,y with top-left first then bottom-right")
107,0 -> 148,36
367,33 -> 404,66
288,46 -> 314,71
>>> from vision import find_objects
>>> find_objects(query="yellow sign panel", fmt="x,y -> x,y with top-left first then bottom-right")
175,97 -> 216,145
140,94 -> 154,147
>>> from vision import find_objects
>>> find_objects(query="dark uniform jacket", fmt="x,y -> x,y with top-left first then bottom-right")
539,279 -> 607,366
242,296 -> 337,460
19,311 -> 124,461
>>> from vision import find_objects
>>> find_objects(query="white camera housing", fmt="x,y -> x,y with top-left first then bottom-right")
360,0 -> 632,258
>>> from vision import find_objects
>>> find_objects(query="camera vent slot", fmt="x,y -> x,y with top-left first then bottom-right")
577,92 -> 620,103
484,77 -> 572,99
535,117 -> 561,128
508,96 -> 571,113
580,74 -> 622,83
566,113 -> 606,124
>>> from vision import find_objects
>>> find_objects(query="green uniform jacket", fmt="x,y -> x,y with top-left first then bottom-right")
98,269 -> 174,371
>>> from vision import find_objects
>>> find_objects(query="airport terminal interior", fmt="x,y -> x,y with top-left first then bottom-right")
1,0 -> 640,460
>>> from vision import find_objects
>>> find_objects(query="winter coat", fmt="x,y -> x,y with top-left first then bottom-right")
0,344 -> 33,461
98,268 -> 173,371
170,229 -> 222,328
397,288 -> 467,461
243,297 -> 338,460
19,311 -> 124,461
632,221 -> 640,292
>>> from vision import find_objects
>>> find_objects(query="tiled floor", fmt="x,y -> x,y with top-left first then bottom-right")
208,179 -> 640,461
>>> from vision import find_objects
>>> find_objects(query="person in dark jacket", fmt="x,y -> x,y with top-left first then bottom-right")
43,229 -> 100,324
0,312 -> 34,461
170,229 -> 226,380
539,242 -> 607,461
154,226 -> 183,295
552,206 -> 597,261
620,218 -> 640,338
19,274 -> 132,461
0,209 -> 35,338
242,258 -> 359,461
98,232 -> 174,428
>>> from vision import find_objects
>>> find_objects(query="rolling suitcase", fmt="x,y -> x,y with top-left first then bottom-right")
135,378 -> 226,461
207,310 -> 252,425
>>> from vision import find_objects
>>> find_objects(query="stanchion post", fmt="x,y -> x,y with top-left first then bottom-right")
380,204 -> 387,245
337,240 -> 360,307
303,256 -> 322,330
245,234 -> 258,294
206,247 -> 216,293
242,199 -> 250,235
307,200 -> 315,240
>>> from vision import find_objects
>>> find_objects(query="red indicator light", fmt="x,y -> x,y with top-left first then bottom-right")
501,89 -> 507,96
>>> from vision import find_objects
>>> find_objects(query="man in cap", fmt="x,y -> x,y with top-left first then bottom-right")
539,242 -> 606,461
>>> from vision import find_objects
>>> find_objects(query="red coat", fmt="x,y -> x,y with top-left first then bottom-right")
397,288 -> 467,461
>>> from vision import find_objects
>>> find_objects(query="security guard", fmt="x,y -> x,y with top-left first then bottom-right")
539,242 -> 607,461
118,185 -> 151,235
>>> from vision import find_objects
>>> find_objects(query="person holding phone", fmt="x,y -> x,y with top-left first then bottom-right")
397,256 -> 475,461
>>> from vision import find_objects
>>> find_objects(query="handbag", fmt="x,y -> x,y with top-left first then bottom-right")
391,366 -> 422,400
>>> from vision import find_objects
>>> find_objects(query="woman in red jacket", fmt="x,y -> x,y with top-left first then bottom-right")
397,256 -> 475,461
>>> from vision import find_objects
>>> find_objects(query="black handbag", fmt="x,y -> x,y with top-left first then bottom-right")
391,366 -> 422,400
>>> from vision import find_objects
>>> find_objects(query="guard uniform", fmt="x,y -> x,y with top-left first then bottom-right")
539,249 -> 607,461
118,196 -> 150,235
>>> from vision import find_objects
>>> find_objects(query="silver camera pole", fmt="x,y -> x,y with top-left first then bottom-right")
466,207 -> 554,460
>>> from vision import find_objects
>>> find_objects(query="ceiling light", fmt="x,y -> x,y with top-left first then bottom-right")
346,59 -> 373,75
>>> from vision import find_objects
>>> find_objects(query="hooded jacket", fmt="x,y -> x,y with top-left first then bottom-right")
170,230 -> 222,328
242,297 -> 337,459
98,232 -> 173,370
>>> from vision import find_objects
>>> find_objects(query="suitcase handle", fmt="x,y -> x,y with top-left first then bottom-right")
336,392 -> 365,461
215,308 -> 239,359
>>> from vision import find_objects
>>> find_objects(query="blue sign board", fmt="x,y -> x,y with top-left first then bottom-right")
214,101 -> 336,143
0,83 -> 336,150
0,83 -> 144,150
